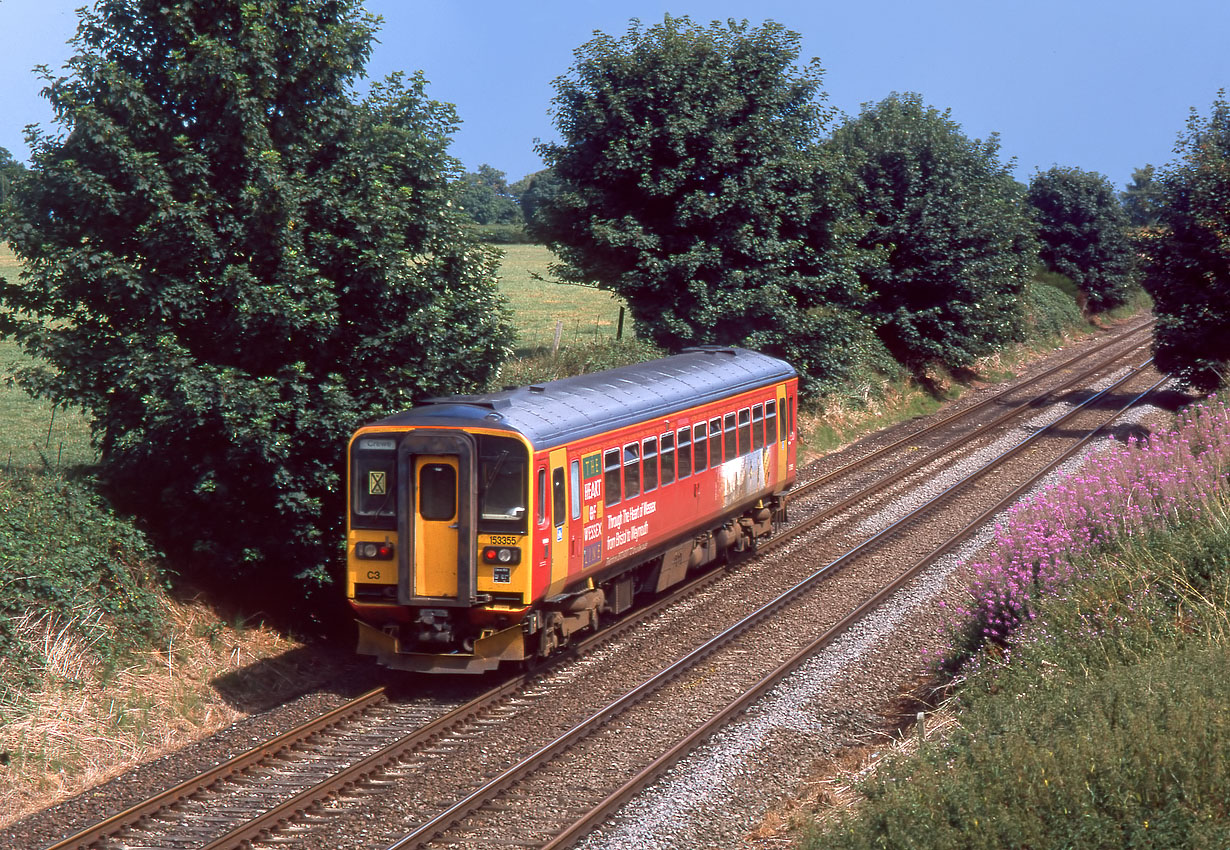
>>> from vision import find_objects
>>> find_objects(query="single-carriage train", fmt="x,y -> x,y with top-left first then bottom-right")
346,347 -> 798,674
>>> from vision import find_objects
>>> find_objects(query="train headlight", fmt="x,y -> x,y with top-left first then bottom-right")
356,541 -> 395,560
481,546 -> 521,565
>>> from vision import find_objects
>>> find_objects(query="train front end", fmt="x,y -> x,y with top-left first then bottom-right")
346,417 -> 536,674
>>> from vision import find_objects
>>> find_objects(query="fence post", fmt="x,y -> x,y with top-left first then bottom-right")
616,307 -> 625,341
552,319 -> 563,355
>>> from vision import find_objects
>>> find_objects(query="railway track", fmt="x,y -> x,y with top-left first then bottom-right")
40,321 -> 1165,850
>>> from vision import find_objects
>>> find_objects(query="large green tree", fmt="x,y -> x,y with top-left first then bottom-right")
0,146 -> 23,206
0,0 -> 514,590
1121,164 -> 1164,228
1027,166 -> 1136,313
1140,92 -> 1230,391
827,93 -> 1037,370
454,163 -> 521,224
532,16 -> 869,393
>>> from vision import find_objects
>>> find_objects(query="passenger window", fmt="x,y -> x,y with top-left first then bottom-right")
570,460 -> 581,520
678,426 -> 693,478
604,449 -> 621,507
752,405 -> 764,451
692,423 -> 706,473
623,442 -> 641,499
552,467 -> 566,527
767,400 -> 778,446
710,417 -> 722,468
660,432 -> 675,486
738,408 -> 751,456
790,396 -> 796,441
723,413 -> 736,463
643,437 -> 658,492
419,463 -> 456,522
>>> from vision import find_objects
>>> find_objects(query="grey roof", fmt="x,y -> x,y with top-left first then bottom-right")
375,347 -> 796,449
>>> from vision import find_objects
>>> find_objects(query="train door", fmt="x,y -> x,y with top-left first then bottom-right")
548,447 -> 570,593
414,455 -> 459,597
776,390 -> 788,473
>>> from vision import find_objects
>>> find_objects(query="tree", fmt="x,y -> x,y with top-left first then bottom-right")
0,0 -> 515,592
532,16 -> 869,393
1121,164 -> 1164,228
1027,166 -> 1136,313
1140,91 -> 1230,391
509,168 -> 562,228
0,146 -> 23,206
826,93 -> 1037,371
454,163 -> 521,224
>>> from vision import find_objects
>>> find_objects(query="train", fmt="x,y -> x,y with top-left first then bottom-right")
345,346 -> 799,674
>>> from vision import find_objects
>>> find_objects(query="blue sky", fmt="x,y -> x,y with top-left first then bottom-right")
1,0 -> 1227,190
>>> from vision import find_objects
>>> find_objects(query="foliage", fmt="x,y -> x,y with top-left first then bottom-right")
941,393 -> 1230,671
454,163 -> 522,224
0,146 -> 24,207
1027,165 -> 1136,312
466,222 -> 533,244
496,337 -> 665,387
1140,91 -> 1230,391
0,0 -> 515,595
1120,163 -> 1164,227
510,167 -> 562,228
1022,275 -> 1084,341
0,471 -> 164,688
533,16 -> 870,396
812,399 -> 1230,850
826,93 -> 1037,372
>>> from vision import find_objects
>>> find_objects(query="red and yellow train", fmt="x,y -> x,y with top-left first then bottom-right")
345,346 -> 798,673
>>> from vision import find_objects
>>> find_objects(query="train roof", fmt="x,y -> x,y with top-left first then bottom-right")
373,347 -> 797,448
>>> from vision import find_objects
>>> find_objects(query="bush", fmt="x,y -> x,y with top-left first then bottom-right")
0,471 -> 164,689
467,223 -> 535,244
1023,276 -> 1084,341
813,507 -> 1230,850
493,337 -> 665,387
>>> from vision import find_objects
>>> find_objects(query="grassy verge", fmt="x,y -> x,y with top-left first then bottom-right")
806,396 -> 1230,849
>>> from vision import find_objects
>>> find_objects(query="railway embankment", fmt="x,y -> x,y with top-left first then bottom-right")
791,394 -> 1230,849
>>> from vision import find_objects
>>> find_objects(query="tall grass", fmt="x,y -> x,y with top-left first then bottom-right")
808,396 -> 1230,850
943,394 -> 1230,670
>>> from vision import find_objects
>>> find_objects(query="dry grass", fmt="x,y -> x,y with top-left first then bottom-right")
0,597 -> 310,827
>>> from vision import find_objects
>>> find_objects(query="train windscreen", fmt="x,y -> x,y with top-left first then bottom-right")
477,435 -> 528,534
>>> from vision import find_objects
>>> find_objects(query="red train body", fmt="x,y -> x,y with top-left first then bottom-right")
346,347 -> 798,673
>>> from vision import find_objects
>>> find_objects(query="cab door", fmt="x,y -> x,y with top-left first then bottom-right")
414,455 -> 459,597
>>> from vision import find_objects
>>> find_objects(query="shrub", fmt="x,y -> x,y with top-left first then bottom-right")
0,471 -> 164,689
940,393 -> 1230,671
1022,276 -> 1084,342
812,497 -> 1230,850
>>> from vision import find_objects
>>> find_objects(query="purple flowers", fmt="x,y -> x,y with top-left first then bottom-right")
945,394 -> 1230,662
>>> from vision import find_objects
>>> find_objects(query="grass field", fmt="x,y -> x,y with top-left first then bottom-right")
0,244 -> 97,472
494,243 -> 630,351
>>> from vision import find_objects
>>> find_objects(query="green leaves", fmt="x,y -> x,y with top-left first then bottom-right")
534,16 -> 869,395
1028,166 -> 1137,313
827,93 -> 1037,371
1139,91 -> 1230,391
1,1 -> 514,593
